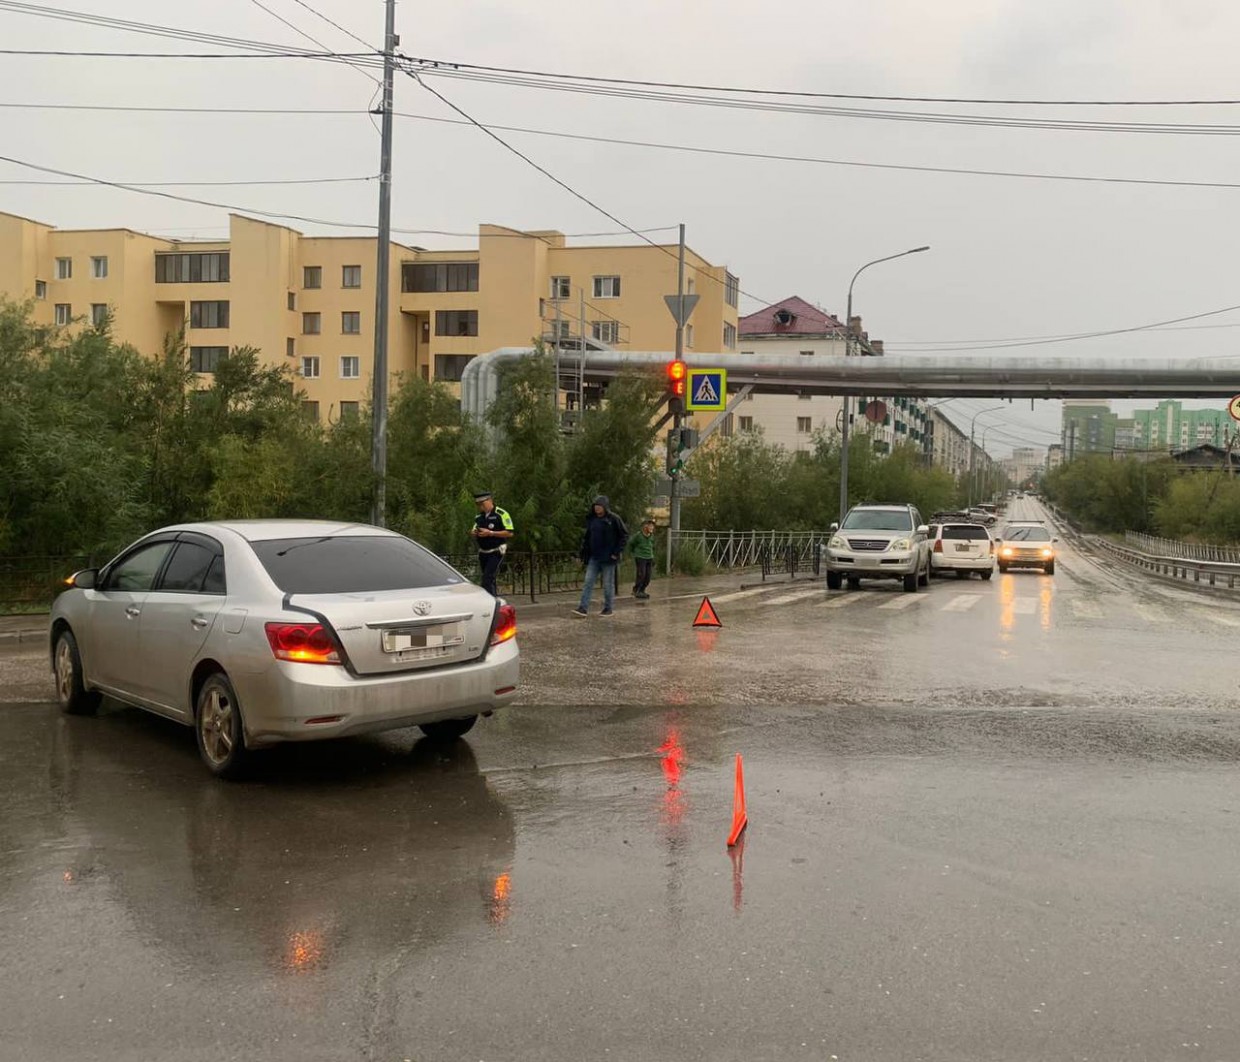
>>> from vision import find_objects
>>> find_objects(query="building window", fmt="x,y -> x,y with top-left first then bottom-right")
725,272 -> 740,308
55,258 -> 72,280
34,280 -> 46,300
339,400 -> 360,420
593,275 -> 621,299
687,278 -> 696,295
302,400 -> 320,422
155,252 -> 229,283
54,303 -> 71,325
303,266 -> 322,289
286,338 -> 295,357
401,262 -> 479,293
302,312 -> 321,335
719,413 -> 734,437
342,265 -> 362,289
739,416 -> 754,431
301,356 -> 320,379
434,354 -> 475,382
796,417 -> 813,433
287,292 -> 296,311
592,320 -> 619,344
550,276 -> 571,299
435,310 -> 478,337
91,304 -> 108,326
189,346 -> 227,373
342,311 -> 361,334
800,349 -> 814,357
685,324 -> 694,348
723,323 -> 737,349
91,256 -> 108,279
340,355 -> 360,379
548,319 -> 571,341
190,301 -> 229,329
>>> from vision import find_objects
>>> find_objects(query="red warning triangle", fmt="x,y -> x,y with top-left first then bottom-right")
693,596 -> 722,629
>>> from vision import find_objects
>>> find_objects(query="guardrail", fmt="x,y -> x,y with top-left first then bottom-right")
1125,532 -> 1240,566
1093,537 -> 1240,590
0,556 -> 90,612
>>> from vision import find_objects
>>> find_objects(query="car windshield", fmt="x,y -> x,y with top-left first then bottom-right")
1004,526 -> 1051,542
942,525 -> 989,540
841,510 -> 913,532
251,535 -> 464,594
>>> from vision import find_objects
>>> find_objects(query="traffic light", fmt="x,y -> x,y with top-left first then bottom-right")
666,360 -> 687,414
665,426 -> 699,476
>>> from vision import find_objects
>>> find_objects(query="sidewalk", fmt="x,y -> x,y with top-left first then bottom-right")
0,568 -> 820,643
0,613 -> 48,647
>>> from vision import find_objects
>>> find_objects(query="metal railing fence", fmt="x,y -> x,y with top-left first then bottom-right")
1125,532 -> 1240,566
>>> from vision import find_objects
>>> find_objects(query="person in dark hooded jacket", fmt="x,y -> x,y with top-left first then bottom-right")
572,495 -> 628,617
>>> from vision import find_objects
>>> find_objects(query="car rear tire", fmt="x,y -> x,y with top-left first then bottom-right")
981,570 -> 993,581
826,571 -> 842,591
54,629 -> 100,716
902,572 -> 918,593
419,716 -> 478,741
195,672 -> 250,780
1044,561 -> 1055,576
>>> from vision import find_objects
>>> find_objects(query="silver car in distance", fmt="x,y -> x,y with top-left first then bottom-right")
49,521 -> 519,778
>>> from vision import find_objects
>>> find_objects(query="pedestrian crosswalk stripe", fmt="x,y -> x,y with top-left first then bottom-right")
711,586 -> 788,605
1011,599 -> 1038,615
1070,599 -> 1104,619
1132,603 -> 1169,624
942,595 -> 981,612
821,594 -> 863,609
1192,607 -> 1240,628
878,594 -> 927,610
764,589 -> 824,607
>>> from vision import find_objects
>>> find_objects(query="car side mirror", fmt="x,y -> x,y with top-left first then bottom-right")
829,522 -> 839,532
66,568 -> 97,590
916,525 -> 929,535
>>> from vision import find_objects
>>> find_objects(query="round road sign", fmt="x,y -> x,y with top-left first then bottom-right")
1230,395 -> 1240,422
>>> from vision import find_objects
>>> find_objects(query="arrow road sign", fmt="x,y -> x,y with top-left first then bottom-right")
664,293 -> 700,327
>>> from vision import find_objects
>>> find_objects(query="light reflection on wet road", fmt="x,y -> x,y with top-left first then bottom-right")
4,501 -> 1240,1060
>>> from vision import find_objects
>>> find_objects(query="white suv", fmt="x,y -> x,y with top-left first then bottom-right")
928,521 -> 995,580
825,504 -> 931,593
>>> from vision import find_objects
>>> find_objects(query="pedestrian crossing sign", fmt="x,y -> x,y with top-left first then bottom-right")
686,369 -> 727,411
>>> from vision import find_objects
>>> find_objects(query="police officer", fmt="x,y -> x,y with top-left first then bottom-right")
471,491 -> 514,596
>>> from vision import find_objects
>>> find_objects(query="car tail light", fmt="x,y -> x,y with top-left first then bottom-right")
265,622 -> 343,665
933,539 -> 943,553
490,603 -> 517,646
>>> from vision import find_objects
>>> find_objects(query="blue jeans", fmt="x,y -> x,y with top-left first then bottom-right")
579,558 -> 617,612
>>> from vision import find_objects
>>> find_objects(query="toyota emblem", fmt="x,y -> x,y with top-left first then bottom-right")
412,600 -> 432,616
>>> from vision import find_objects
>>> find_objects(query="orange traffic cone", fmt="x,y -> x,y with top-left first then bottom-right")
726,753 -> 748,847
693,597 -> 722,629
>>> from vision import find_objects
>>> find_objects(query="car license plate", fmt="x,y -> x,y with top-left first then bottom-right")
954,544 -> 974,552
382,623 -> 465,654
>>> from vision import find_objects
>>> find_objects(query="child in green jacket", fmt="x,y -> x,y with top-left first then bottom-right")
629,519 -> 657,599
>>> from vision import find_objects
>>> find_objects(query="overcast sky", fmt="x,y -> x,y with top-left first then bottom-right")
5,0 -> 1240,455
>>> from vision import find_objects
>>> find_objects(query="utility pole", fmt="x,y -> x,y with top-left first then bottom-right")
667,223 -> 686,575
369,0 -> 397,527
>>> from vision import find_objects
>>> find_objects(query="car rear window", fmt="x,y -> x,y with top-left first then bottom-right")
942,525 -> 989,540
251,536 -> 464,594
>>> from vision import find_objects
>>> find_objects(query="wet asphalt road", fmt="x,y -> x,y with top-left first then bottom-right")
5,500 -> 1240,1061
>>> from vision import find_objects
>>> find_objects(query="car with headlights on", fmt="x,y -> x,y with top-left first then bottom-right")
825,504 -> 931,593
996,520 -> 1058,575
49,521 -> 519,778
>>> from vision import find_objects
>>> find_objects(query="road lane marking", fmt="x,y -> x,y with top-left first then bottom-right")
710,586 -> 792,605
1132,603 -> 1170,624
941,595 -> 981,612
1070,599 -> 1104,619
763,589 -> 826,607
878,594 -> 928,610
1011,599 -> 1038,615
821,595 -> 864,609
1192,607 -> 1240,628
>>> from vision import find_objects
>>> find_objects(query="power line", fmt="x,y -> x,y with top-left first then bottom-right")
402,65 -> 768,307
244,0 -> 379,85
398,56 -> 1240,108
0,47 -> 378,62
286,0 -> 375,52
0,175 -> 373,186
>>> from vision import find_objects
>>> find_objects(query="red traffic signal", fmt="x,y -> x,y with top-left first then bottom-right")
666,359 -> 687,397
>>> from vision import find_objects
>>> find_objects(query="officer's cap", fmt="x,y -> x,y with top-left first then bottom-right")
472,490 -> 493,502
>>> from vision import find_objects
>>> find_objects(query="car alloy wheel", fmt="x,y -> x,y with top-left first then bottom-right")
195,674 -> 249,778
54,629 -> 99,715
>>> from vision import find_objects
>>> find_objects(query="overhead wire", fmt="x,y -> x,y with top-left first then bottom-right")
244,0 -> 379,86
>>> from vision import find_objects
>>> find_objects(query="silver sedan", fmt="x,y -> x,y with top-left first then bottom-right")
49,520 -> 519,777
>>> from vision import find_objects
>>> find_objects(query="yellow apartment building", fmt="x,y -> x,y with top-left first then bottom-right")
0,211 -> 741,423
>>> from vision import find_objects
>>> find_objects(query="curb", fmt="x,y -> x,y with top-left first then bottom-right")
0,628 -> 47,647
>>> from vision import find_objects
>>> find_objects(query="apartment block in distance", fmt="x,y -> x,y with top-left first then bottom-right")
0,211 -> 741,423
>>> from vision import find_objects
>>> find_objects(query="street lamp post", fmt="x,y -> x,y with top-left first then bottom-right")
967,404 -> 1008,506
839,246 -> 930,523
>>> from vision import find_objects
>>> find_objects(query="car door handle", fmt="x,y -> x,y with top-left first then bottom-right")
125,606 -> 141,619
191,616 -> 210,630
